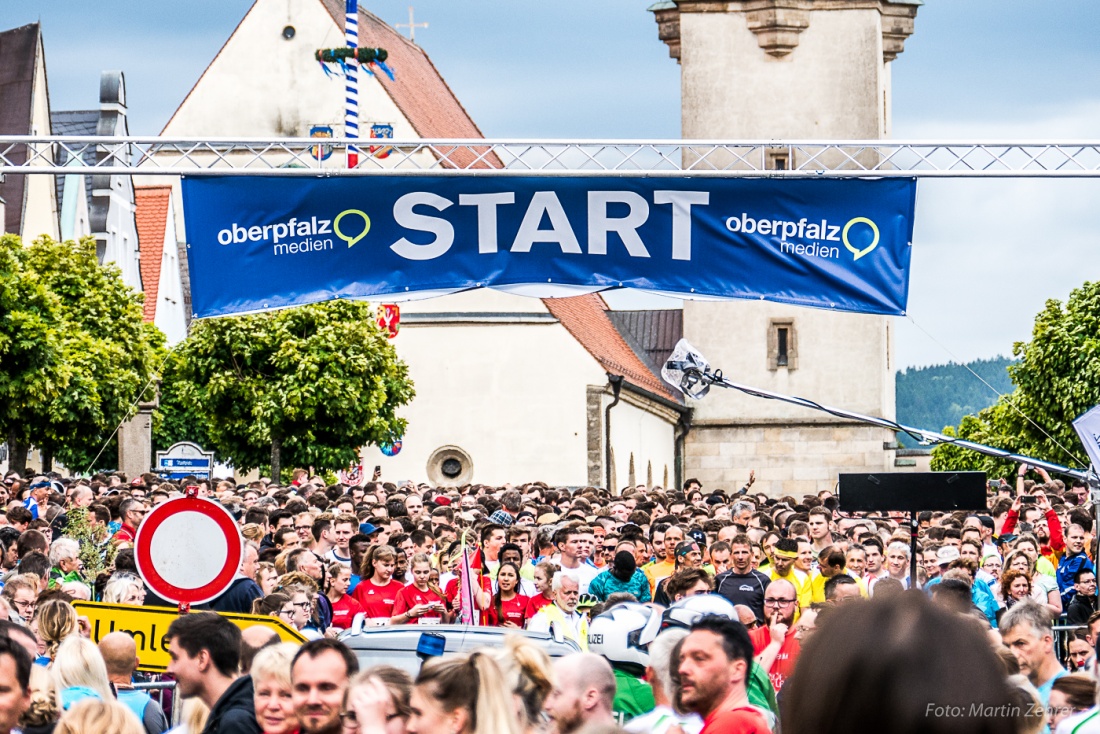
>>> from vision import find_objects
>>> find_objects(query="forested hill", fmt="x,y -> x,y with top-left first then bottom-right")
895,357 -> 1015,445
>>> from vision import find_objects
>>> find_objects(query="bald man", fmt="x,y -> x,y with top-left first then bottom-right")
99,632 -> 169,734
748,577 -> 802,692
240,625 -> 280,674
544,653 -> 616,734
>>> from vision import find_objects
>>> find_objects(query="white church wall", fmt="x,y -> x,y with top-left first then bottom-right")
163,0 -> 423,164
608,397 -> 677,491
361,318 -> 608,487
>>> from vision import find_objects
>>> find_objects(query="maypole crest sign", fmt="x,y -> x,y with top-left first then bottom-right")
182,176 -> 917,319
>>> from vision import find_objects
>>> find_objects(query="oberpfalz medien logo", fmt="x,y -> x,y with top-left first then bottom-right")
215,210 -> 371,256
724,213 -> 881,262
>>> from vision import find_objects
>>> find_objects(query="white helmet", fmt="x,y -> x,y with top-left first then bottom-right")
587,602 -> 664,671
662,593 -> 738,629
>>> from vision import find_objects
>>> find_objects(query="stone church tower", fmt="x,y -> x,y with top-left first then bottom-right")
651,0 -> 919,496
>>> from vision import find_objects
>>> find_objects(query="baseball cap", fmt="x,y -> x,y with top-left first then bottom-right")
936,546 -> 960,566
359,523 -> 382,536
687,529 -> 707,546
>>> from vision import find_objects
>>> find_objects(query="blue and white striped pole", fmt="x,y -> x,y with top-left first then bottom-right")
345,0 -> 359,167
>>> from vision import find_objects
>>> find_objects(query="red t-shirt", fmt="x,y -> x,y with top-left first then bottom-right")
749,625 -> 801,692
393,584 -> 447,624
329,594 -> 364,630
445,576 -> 492,625
701,706 -> 770,734
524,593 -> 552,621
352,578 -> 404,619
487,594 -> 529,627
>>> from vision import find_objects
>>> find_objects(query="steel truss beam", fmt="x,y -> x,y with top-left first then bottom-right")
5,137 -> 1100,177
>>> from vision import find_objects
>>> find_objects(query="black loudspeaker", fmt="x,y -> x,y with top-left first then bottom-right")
838,472 -> 987,513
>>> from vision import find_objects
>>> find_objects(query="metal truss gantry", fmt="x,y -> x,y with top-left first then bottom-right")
5,137 -> 1100,177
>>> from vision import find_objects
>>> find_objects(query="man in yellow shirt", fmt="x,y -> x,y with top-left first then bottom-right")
769,538 -> 812,609
810,545 -> 847,603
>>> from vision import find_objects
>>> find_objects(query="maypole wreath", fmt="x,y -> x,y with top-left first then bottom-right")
315,47 -> 395,80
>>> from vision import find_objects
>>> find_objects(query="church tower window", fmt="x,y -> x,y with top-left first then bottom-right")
768,319 -> 797,371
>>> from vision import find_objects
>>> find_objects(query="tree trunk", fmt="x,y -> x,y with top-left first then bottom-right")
41,447 -> 53,474
271,436 -> 282,483
7,432 -> 28,477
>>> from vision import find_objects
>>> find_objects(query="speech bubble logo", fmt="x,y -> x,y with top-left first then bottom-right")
842,217 -> 880,261
334,209 -> 371,248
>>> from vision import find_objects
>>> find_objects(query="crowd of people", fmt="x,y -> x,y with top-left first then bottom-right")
0,463 -> 1098,733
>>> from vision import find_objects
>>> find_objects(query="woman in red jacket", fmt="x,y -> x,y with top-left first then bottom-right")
393,553 -> 450,624
488,562 -> 528,628
326,562 -> 363,630
352,545 -> 403,626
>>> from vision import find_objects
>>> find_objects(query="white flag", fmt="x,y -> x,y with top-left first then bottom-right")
1072,404 -> 1100,471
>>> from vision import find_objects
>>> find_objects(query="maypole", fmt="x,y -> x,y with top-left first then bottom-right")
344,0 -> 359,168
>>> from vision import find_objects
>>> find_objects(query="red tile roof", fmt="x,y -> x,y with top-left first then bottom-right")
319,1 -> 499,169
135,186 -> 172,323
543,294 -> 680,402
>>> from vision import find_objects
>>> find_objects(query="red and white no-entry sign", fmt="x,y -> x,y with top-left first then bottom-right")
135,491 -> 243,606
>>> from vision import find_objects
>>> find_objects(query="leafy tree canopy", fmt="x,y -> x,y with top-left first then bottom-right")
931,281 -> 1100,480
0,236 -> 164,473
173,300 -> 414,477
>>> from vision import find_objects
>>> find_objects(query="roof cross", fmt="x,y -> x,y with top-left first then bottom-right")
396,6 -> 428,43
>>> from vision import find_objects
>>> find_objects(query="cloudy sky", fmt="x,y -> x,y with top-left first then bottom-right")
3,0 -> 1099,370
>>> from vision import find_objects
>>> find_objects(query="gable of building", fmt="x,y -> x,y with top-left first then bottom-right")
0,23 -> 44,236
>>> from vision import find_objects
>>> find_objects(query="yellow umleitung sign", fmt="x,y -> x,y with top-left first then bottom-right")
73,602 -> 307,672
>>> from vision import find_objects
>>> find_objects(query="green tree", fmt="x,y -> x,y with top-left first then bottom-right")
17,236 -> 165,472
932,281 -> 1100,479
174,300 -> 414,477
152,350 -> 212,452
0,235 -> 66,474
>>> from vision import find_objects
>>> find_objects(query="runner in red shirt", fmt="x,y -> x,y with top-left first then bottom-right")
679,616 -> 771,734
352,545 -> 403,624
393,554 -> 450,624
487,562 -> 529,628
524,560 -> 556,623
748,579 -> 802,692
325,562 -> 363,630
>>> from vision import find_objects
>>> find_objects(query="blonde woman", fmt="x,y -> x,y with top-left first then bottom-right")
55,699 -> 144,734
490,636 -> 553,734
409,651 -> 520,734
251,643 -> 299,734
18,665 -> 61,732
102,574 -> 146,606
50,637 -> 112,710
35,599 -> 79,665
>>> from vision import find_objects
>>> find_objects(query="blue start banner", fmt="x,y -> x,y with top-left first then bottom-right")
181,175 -> 916,318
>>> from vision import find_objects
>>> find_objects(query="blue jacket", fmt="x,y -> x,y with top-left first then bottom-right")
1058,552 -> 1095,606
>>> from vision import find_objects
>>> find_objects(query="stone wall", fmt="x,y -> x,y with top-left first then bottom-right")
685,421 -> 894,496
